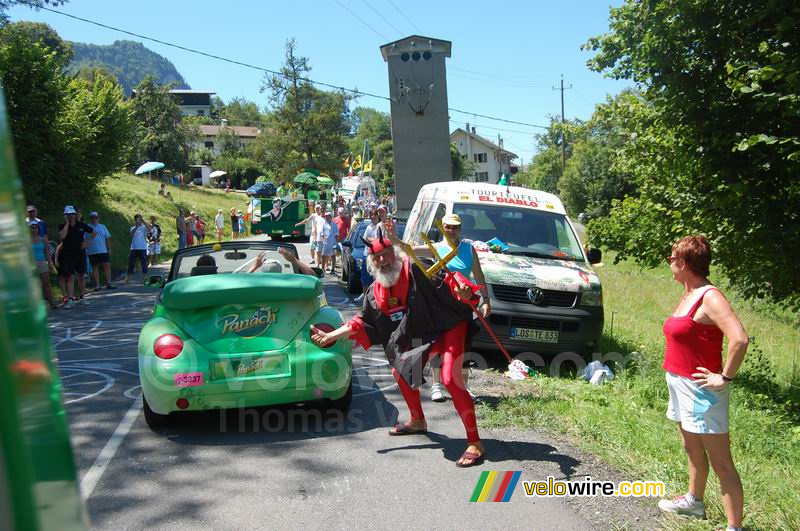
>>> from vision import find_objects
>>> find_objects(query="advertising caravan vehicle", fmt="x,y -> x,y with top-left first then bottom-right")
403,182 -> 604,356
250,191 -> 308,240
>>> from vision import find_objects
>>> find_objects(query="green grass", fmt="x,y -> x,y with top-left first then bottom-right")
39,173 -> 252,279
478,255 -> 800,530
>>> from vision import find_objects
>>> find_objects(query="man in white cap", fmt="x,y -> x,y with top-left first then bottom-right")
57,205 -> 96,307
247,247 -> 316,276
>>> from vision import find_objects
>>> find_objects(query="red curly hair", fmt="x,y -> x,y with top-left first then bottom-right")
672,235 -> 711,277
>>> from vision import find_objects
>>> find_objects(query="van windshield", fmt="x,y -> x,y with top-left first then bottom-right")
452,203 -> 585,261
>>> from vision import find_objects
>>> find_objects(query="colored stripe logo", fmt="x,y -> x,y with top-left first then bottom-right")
470,471 -> 521,502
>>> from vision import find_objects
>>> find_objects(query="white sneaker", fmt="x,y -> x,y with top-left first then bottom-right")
430,383 -> 446,402
657,495 -> 705,519
63,299 -> 76,309
78,297 -> 89,306
354,293 -> 365,303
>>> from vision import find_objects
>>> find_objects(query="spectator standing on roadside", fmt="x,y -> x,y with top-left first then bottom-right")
195,214 -> 206,244
230,207 -> 239,240
238,210 -> 246,237
158,183 -> 166,196
311,204 -> 325,266
29,220 -> 57,309
125,214 -> 149,283
185,212 -> 194,246
176,208 -> 187,249
148,215 -> 162,265
214,209 -> 225,240
188,211 -> 198,246
25,205 -> 51,261
57,205 -> 95,308
321,211 -> 338,274
332,207 -> 349,273
295,201 -> 318,263
86,211 -> 115,290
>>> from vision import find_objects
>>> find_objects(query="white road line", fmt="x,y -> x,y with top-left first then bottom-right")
80,396 -> 142,500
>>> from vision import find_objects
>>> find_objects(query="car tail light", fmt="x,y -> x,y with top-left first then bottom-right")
292,230 -> 300,235
255,230 -> 262,234
176,398 -> 189,409
313,323 -> 336,348
153,334 -> 183,359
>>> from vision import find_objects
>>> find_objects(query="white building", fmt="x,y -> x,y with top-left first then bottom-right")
168,89 -> 216,117
450,125 -> 518,183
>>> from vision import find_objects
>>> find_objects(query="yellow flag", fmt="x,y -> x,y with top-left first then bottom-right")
342,156 -> 350,169
352,154 -> 362,170
363,158 -> 373,172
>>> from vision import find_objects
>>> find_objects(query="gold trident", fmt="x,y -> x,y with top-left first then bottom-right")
394,219 -> 459,279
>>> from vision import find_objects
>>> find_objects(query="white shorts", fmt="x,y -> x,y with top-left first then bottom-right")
666,372 -> 729,434
148,242 -> 161,255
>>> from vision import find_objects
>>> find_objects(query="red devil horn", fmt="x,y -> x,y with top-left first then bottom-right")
377,228 -> 389,248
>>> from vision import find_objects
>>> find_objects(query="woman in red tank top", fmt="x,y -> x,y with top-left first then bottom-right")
658,236 -> 749,530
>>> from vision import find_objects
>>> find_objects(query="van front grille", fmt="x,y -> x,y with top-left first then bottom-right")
491,284 -> 577,308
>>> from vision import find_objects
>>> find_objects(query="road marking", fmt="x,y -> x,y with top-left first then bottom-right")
59,368 -> 115,405
80,396 -> 142,500
59,356 -> 138,362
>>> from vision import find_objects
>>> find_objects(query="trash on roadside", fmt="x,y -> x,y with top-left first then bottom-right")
583,360 -> 614,385
506,359 -> 537,380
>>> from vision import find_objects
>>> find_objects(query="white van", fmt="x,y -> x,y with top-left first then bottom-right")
403,182 -> 604,355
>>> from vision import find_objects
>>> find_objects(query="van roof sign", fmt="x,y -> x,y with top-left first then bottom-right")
418,182 -> 566,215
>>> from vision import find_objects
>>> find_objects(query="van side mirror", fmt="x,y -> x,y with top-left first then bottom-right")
587,248 -> 602,264
311,267 -> 325,278
426,226 -> 441,241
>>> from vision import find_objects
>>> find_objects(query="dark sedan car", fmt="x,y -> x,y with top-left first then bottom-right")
340,220 -> 404,294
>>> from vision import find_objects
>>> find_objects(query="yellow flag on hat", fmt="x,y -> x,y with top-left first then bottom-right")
342,156 -> 350,169
352,154 -> 362,170
363,158 -> 373,172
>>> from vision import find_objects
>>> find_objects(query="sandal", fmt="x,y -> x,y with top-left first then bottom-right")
388,423 -> 427,436
455,450 -> 486,468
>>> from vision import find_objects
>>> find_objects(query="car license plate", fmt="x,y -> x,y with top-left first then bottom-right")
210,355 -> 288,380
510,328 -> 559,343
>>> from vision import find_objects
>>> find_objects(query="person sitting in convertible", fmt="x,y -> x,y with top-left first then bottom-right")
247,247 -> 316,276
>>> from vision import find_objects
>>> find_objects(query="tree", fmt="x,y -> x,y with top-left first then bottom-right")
585,0 -> 800,305
450,143 -> 475,181
0,1 -> 65,26
0,21 -> 131,208
348,106 -> 393,188
220,96 -> 265,127
522,117 -> 583,194
128,77 -> 192,173
258,39 -> 353,177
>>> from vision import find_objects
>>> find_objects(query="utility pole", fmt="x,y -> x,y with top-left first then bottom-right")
552,75 -> 572,172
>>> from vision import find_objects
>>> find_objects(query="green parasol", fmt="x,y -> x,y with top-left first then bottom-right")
294,171 -> 318,185
316,175 -> 335,185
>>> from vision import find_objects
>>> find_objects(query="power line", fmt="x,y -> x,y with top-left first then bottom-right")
25,3 -> 547,129
386,0 -> 421,34
448,119 -> 539,135
331,0 -> 389,41
449,108 -> 548,129
359,0 -> 404,37
450,66 -> 551,86
448,71 -> 551,90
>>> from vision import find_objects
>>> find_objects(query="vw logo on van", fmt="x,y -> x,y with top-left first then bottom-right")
527,287 -> 545,305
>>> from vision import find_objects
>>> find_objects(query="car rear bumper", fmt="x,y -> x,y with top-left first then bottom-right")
140,341 -> 352,415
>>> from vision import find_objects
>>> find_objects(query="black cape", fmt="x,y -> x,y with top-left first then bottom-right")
358,259 -> 479,388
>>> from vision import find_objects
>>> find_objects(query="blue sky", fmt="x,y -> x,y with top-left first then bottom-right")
9,0 -> 629,163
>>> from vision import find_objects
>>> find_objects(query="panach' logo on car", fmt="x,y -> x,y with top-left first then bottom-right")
217,307 -> 278,338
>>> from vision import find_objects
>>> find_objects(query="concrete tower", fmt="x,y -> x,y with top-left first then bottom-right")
380,36 -> 452,214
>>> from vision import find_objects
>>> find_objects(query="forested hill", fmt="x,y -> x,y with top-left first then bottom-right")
69,40 -> 190,94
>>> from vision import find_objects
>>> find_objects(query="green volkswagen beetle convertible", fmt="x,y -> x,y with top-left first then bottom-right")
137,241 -> 352,429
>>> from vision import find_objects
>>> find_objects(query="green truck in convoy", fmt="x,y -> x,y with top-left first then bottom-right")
249,193 -> 309,240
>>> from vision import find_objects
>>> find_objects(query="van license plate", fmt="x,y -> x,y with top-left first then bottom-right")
510,328 -> 559,343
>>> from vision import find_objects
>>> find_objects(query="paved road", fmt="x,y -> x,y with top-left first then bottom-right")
51,240 -> 596,530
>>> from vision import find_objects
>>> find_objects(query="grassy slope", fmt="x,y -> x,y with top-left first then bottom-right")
478,256 -> 800,530
42,173 -> 252,275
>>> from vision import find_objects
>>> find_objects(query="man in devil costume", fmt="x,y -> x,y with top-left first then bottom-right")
310,226 -> 486,467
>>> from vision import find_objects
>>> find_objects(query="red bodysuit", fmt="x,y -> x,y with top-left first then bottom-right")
347,258 -> 480,444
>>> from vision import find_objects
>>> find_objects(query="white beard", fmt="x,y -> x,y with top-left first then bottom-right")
367,248 -> 405,287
